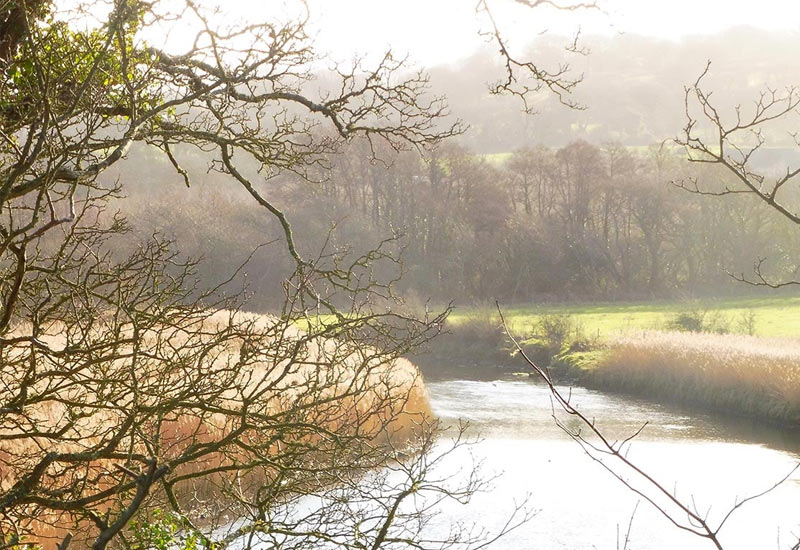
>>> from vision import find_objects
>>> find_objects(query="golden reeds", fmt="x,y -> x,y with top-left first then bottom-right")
592,330 -> 800,425
0,311 -> 431,546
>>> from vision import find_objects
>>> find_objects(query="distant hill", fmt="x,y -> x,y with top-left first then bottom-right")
430,26 -> 800,162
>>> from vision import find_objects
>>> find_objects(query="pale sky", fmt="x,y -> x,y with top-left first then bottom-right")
293,0 -> 800,67
144,0 -> 800,67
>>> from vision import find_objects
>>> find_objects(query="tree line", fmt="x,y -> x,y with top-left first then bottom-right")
115,137 -> 800,308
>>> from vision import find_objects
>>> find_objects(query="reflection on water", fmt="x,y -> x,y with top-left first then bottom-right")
425,377 -> 800,550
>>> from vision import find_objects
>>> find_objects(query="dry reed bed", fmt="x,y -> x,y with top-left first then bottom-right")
592,330 -> 800,426
0,311 -> 431,546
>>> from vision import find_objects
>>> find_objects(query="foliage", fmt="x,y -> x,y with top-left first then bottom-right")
129,510 -> 200,550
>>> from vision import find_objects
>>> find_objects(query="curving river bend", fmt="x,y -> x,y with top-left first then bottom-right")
424,376 -> 800,550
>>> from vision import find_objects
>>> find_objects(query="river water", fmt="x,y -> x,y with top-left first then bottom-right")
423,376 -> 800,550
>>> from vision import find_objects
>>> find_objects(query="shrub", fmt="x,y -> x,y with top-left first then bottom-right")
667,310 -> 705,332
536,313 -> 582,353
737,309 -> 758,336
666,307 -> 730,334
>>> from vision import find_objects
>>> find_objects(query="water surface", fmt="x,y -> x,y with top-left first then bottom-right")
424,377 -> 800,550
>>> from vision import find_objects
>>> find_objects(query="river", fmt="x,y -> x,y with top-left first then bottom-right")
423,376 -> 800,550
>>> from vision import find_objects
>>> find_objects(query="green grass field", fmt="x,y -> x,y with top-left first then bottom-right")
448,296 -> 800,339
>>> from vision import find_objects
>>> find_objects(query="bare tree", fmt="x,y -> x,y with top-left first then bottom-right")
475,0 -> 599,113
0,1 -> 545,549
676,62 -> 800,287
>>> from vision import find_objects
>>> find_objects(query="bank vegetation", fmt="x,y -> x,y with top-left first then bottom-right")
424,310 -> 800,428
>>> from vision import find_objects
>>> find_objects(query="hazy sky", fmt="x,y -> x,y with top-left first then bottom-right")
294,0 -> 800,67
143,0 -> 800,68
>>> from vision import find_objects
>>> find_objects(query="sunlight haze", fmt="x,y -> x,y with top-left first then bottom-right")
6,1 -> 800,549
297,0 -> 800,66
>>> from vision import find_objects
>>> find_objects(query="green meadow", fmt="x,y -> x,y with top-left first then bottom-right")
447,296 -> 800,339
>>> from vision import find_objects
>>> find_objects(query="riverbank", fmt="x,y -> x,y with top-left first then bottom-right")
414,301 -> 800,429
558,332 -> 800,427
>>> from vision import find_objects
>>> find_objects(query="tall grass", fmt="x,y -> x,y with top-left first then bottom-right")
0,311 -> 431,545
593,331 -> 800,426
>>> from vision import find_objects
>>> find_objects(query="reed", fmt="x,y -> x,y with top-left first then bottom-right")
0,311 -> 431,547
592,330 -> 800,426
